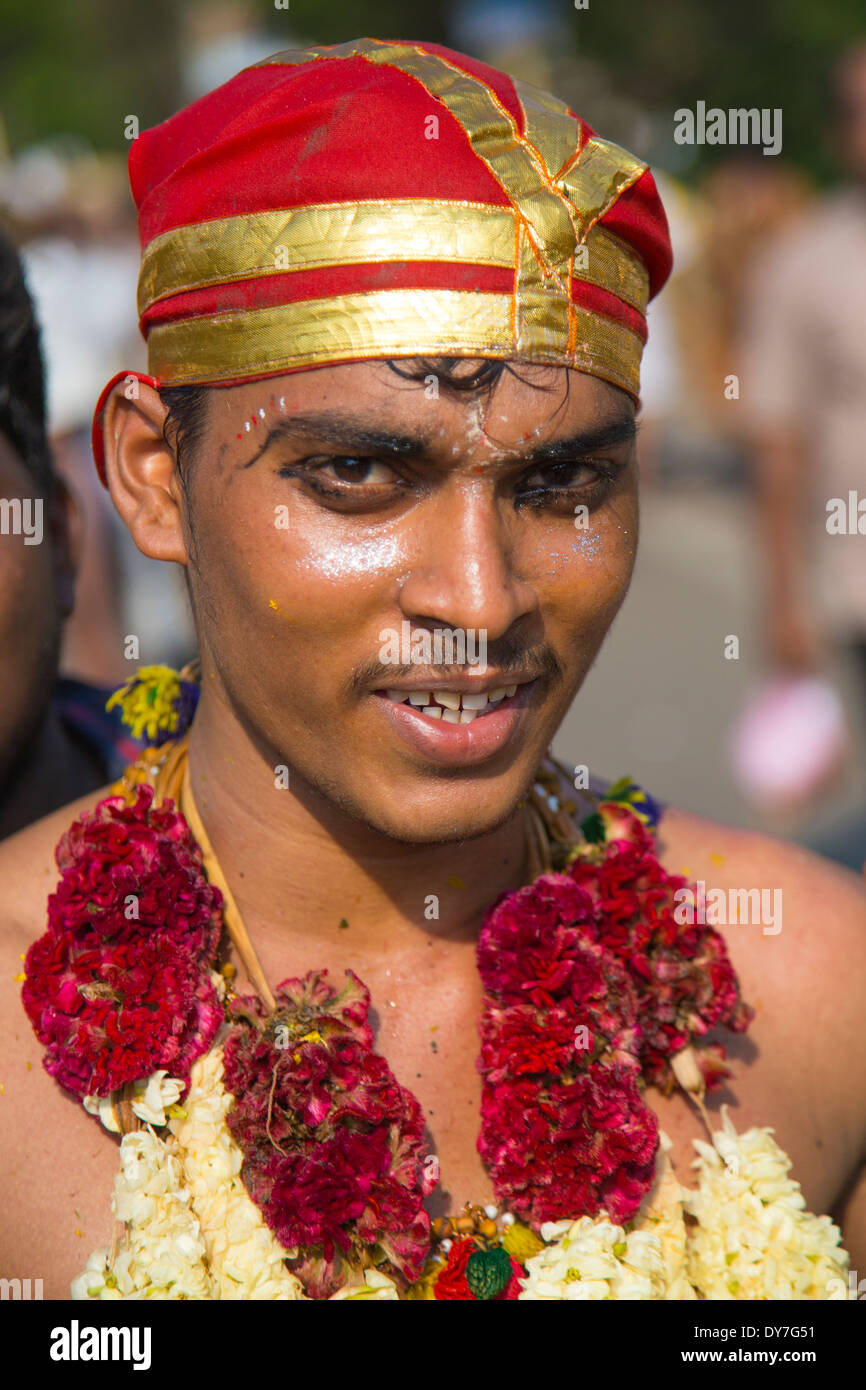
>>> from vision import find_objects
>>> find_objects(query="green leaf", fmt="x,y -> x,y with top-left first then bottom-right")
465,1247 -> 512,1300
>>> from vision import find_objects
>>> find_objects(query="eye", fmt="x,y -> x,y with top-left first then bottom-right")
317,457 -> 398,485
519,460 -> 601,491
516,458 -> 621,504
277,454 -> 405,503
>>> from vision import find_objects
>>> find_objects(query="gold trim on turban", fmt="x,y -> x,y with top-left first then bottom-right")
138,201 -> 649,318
145,287 -> 643,395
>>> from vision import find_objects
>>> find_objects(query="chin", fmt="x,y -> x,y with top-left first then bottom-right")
377,807 -> 520,846
336,773 -> 533,846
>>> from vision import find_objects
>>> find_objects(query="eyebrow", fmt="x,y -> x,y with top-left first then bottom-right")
241,409 -> 636,470
520,416 -> 637,467
242,415 -> 428,469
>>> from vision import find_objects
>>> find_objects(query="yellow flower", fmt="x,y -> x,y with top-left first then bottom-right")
502,1221 -> 545,1263
406,1257 -> 444,1300
106,667 -> 181,742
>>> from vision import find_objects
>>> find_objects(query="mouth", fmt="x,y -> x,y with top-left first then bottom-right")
380,682 -> 521,723
371,679 -> 537,766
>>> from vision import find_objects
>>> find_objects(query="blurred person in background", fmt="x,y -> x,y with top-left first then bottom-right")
0,227 -> 139,838
740,44 -> 866,864
1,142 -> 196,684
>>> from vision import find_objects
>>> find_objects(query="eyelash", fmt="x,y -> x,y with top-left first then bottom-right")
515,461 -> 621,510
278,456 -> 623,507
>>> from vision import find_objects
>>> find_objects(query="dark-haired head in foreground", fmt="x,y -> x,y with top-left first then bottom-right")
0,228 -> 135,836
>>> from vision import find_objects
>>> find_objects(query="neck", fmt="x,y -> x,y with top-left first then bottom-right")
186,690 -> 530,963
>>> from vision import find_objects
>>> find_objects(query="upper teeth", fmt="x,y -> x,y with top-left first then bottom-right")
385,684 -> 518,714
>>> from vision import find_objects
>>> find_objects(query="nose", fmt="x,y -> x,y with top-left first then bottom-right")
396,483 -> 538,642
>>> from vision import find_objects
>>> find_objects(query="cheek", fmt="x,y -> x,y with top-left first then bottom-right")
290,525 -> 409,590
190,490 -> 411,651
527,505 -> 637,613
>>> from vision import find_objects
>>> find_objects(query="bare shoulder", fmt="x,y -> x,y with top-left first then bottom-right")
640,804 -> 866,1268
0,785 -> 121,1298
656,803 -> 866,972
656,804 -> 866,1151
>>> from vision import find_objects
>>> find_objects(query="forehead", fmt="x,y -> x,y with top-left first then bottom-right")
202,361 -> 635,456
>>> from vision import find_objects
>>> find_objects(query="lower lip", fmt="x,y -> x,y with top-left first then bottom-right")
372,684 -> 535,766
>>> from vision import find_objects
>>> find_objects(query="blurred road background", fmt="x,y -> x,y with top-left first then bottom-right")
2,0 -> 865,867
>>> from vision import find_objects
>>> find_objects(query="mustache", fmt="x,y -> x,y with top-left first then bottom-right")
349,633 -> 563,693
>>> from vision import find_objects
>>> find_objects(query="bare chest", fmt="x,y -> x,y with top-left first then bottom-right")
4,937 -> 846,1300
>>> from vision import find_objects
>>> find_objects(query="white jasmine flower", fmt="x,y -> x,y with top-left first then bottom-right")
72,1127 -> 213,1300
682,1107 -> 851,1300
83,1070 -> 185,1133
131,1071 -> 185,1126
519,1215 -> 667,1300
75,1049 -> 849,1303
639,1131 -> 696,1300
168,1048 -> 306,1300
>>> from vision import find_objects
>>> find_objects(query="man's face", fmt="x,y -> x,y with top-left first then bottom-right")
179,360 -> 638,843
0,434 -> 63,785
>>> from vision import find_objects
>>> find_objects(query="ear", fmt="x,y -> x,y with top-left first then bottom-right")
100,380 -> 189,564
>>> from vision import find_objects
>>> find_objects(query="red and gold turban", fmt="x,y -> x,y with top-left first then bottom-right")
94,37 -> 672,474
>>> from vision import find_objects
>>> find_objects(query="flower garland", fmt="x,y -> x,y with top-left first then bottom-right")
221,970 -> 438,1298
475,804 -> 752,1229
19,667 -> 854,1300
74,1056 -> 849,1301
22,785 -> 223,1101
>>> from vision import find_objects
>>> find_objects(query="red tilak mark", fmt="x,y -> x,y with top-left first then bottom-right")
473,465 -> 486,473
251,416 -> 258,427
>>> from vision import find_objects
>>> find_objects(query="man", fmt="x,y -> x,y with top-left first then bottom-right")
0,227 -> 139,839
742,43 -> 866,861
1,39 -> 864,1298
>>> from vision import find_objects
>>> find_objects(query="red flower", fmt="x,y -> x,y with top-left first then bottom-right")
433,1237 -> 475,1299
478,1065 -> 657,1228
477,875 -> 598,1007
223,970 -> 436,1299
568,813 -> 753,1088
21,787 -> 223,1099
